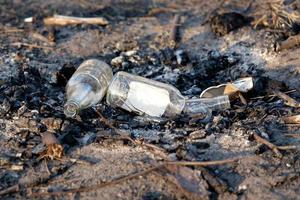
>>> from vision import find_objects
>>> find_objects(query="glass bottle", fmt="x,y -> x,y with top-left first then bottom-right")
64,59 -> 113,117
106,72 -> 230,119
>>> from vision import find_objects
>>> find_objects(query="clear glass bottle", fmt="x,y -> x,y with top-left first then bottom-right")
106,72 -> 230,119
64,59 -> 113,117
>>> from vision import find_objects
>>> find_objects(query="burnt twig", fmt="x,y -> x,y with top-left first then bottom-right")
170,14 -> 182,48
253,131 -> 283,158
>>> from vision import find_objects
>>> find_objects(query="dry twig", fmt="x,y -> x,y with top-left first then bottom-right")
11,42 -> 53,50
250,89 -> 296,100
30,32 -> 55,46
282,115 -> 300,124
273,90 -> 300,107
44,15 -> 108,26
0,27 -> 24,34
253,131 -> 283,157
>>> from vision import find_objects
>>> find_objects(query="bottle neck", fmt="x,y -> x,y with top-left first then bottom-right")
64,100 -> 80,118
183,95 -> 230,115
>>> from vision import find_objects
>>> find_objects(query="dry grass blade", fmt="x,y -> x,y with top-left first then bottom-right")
44,15 -> 108,26
277,145 -> 299,150
274,90 -> 300,107
252,0 -> 300,29
0,26 -> 24,34
250,89 -> 296,100
11,42 -> 53,50
30,32 -> 55,46
285,134 -> 300,138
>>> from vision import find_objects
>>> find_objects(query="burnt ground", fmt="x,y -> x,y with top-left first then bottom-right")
0,0 -> 300,199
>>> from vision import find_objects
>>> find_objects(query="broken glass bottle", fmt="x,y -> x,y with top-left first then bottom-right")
106,72 -> 230,119
64,59 -> 113,117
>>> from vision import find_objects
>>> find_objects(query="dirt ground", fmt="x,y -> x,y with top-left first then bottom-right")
0,0 -> 300,199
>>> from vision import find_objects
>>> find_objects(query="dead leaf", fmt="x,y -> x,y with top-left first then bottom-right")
39,132 -> 63,160
164,165 -> 210,200
282,115 -> 300,124
274,90 -> 300,108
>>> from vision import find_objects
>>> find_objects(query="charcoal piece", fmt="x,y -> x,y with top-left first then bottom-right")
210,12 -> 251,36
56,64 -> 76,87
0,98 -> 11,116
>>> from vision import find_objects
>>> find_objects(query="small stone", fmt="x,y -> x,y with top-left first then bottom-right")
189,130 -> 207,140
111,56 -> 124,67
40,118 -> 63,132
122,50 -> 137,57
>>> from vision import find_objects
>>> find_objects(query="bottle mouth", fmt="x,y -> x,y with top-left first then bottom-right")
64,101 -> 79,118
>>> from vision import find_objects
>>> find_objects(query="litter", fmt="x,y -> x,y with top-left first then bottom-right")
64,59 -> 113,118
106,71 -> 229,119
200,77 -> 253,98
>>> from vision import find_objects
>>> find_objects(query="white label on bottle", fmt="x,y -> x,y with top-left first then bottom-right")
123,81 -> 170,117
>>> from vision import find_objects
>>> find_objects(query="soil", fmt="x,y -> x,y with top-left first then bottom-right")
0,0 -> 299,200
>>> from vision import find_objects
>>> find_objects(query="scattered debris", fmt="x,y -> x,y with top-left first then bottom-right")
0,1 -> 299,199
44,15 -> 109,26
28,157 -> 241,197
